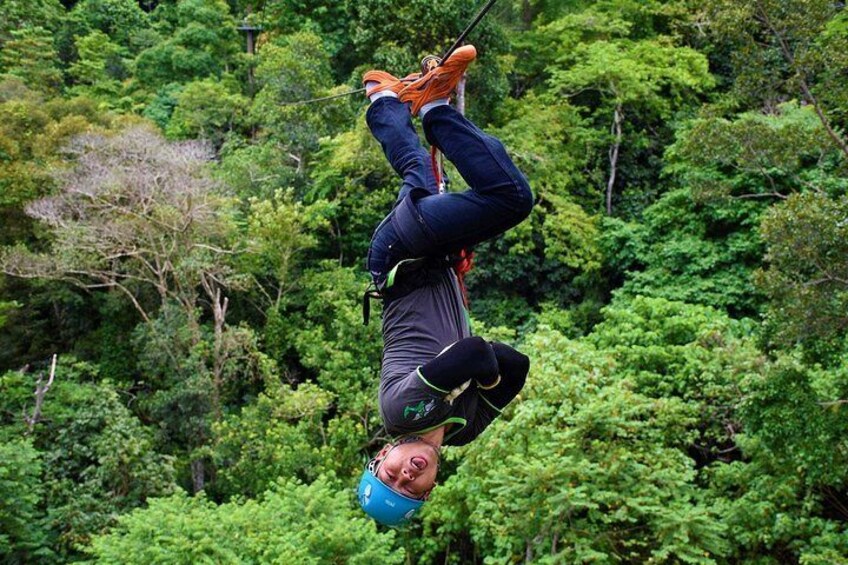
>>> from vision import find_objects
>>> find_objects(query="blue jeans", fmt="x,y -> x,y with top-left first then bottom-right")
366,97 -> 533,285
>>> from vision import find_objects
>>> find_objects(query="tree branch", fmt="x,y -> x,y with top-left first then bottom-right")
757,4 -> 848,160
606,104 -> 624,215
24,354 -> 57,433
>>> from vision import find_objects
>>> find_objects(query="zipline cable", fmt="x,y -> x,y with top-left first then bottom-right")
280,0 -> 498,106
437,0 -> 498,66
281,87 -> 367,105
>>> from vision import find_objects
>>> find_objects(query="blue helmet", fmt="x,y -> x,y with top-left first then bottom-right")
357,457 -> 425,527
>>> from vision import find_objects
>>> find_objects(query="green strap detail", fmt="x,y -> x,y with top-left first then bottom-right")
397,417 -> 467,443
385,257 -> 428,289
442,417 -> 469,442
416,367 -> 450,394
386,263 -> 401,289
480,394 -> 504,414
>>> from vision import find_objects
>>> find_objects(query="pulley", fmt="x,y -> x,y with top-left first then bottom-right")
420,55 -> 442,76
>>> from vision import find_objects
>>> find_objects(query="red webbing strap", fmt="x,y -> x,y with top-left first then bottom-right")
453,249 -> 474,308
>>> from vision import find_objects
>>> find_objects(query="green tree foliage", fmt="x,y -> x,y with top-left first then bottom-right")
0,28 -> 64,96
742,359 -> 848,488
68,30 -> 126,102
0,94 -> 117,370
546,9 -> 714,215
134,0 -> 237,89
588,296 -> 762,455
0,360 -> 176,558
609,102 -> 848,317
240,189 -> 334,310
757,191 -> 848,355
256,0 -> 353,59
707,358 -> 848,563
0,93 -> 113,215
667,103 -> 847,202
277,263 -> 383,415
211,381 -> 333,499
466,95 -> 603,324
0,126 -> 264,492
251,31 -> 354,168
815,11 -> 848,130
0,438 -> 51,562
1,1 -> 848,563
68,0 -> 151,51
421,317 -> 733,563
607,188 -> 765,316
216,140 -> 305,201
0,0 -> 65,68
165,78 -> 248,146
0,0 -> 64,46
704,0 -> 848,159
86,478 -> 403,564
306,117 -> 398,256
140,82 -> 183,130
0,300 -> 17,329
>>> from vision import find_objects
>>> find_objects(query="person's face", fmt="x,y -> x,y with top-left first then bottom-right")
374,440 -> 439,499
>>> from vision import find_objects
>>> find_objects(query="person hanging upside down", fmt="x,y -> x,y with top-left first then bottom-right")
357,45 -> 534,527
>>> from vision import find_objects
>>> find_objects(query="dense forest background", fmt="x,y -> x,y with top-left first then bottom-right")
0,0 -> 846,563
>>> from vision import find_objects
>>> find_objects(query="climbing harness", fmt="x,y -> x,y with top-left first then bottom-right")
362,247 -> 475,325
281,0 -> 498,106
363,257 -> 451,325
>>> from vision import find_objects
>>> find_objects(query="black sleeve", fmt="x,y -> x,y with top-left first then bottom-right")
481,341 -> 529,410
418,336 -> 499,392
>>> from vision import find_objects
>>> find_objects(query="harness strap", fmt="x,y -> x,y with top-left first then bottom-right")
362,258 -> 428,325
362,283 -> 382,325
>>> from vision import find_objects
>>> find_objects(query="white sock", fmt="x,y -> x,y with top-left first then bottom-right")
366,82 -> 398,102
419,98 -> 449,118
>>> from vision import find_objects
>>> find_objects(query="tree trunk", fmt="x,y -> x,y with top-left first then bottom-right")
456,74 -> 467,116
245,4 -> 256,95
521,0 -> 533,29
606,104 -> 623,215
191,458 -> 205,493
208,284 -> 228,423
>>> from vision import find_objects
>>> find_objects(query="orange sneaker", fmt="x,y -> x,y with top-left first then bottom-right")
399,45 -> 477,115
363,70 -> 420,98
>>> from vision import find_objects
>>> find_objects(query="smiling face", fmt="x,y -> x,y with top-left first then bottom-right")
374,439 -> 440,499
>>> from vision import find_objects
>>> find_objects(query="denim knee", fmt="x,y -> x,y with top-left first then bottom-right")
513,174 -> 534,218
367,217 -> 409,283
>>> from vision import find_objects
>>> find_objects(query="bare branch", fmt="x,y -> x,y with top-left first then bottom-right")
819,400 -> 848,408
24,354 -> 57,433
3,126 -> 242,326
732,191 -> 789,200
